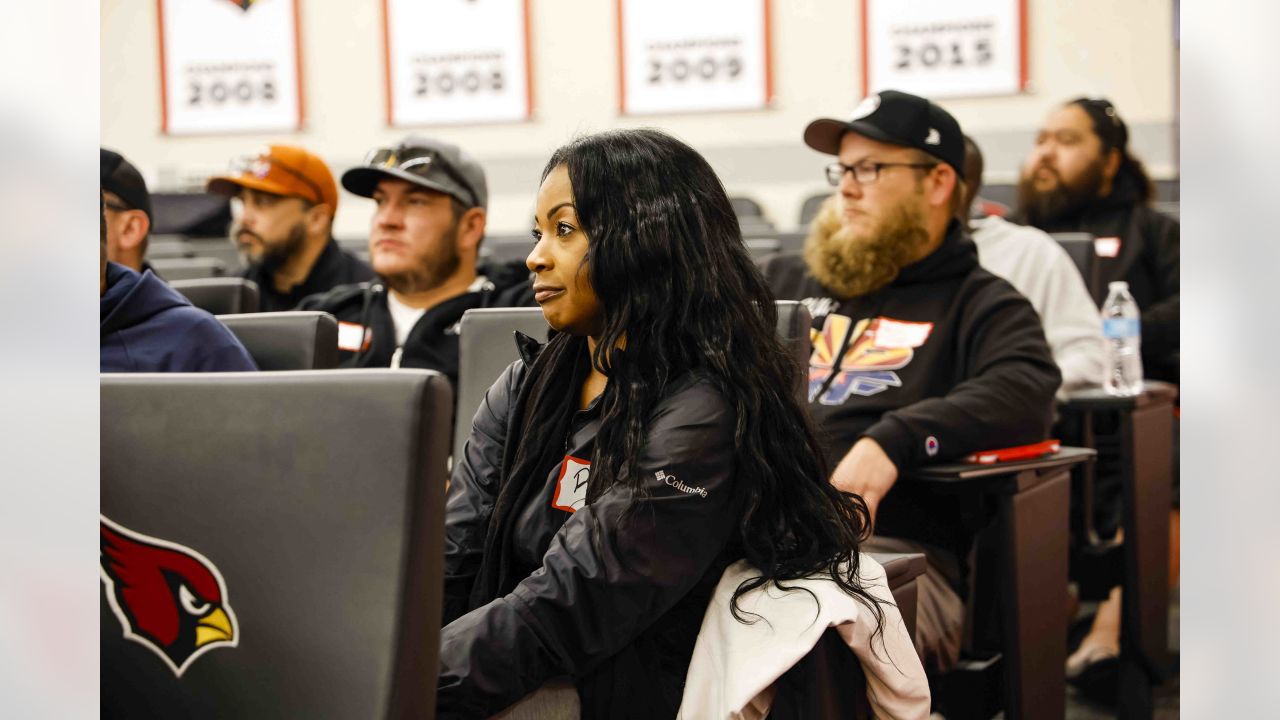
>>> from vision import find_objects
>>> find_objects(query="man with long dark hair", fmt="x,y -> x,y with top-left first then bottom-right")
764,90 -> 1062,677
1015,97 -> 1180,383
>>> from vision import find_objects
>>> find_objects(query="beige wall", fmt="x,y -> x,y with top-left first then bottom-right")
102,0 -> 1177,236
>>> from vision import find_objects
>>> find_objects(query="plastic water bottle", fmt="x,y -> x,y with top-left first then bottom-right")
1101,281 -> 1144,396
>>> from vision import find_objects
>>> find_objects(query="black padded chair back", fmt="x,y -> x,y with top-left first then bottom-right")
453,303 -> 811,459
217,311 -> 338,370
150,256 -> 228,280
453,307 -> 552,460
171,278 -> 260,315
100,370 -> 453,719
1050,232 -> 1100,299
798,192 -> 829,227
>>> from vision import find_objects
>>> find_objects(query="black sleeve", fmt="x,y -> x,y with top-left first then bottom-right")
436,380 -> 739,718
1139,211 -> 1180,370
863,285 -> 1062,470
441,360 -> 525,625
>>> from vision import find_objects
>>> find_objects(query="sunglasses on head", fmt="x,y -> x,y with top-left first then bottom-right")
361,146 -> 476,207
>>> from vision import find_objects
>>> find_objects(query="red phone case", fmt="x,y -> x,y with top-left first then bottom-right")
963,439 -> 1061,464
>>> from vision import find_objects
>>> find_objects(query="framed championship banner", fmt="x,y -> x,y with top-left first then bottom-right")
617,0 -> 773,115
382,0 -> 533,126
861,0 -> 1027,99
156,0 -> 304,135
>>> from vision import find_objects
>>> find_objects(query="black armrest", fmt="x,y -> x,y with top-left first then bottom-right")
903,447 -> 1096,492
1061,381 -> 1178,411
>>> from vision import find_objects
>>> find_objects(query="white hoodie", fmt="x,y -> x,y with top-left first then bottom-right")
971,215 -> 1106,391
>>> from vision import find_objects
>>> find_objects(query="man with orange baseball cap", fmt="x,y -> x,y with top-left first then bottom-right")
207,145 -> 373,312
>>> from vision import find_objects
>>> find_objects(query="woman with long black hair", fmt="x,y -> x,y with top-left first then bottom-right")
437,128 -> 919,718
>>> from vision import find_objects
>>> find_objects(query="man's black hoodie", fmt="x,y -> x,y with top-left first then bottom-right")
1015,173 -> 1180,382
763,221 -> 1061,564
298,259 -> 535,388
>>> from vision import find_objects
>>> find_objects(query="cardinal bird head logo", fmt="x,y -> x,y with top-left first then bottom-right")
100,516 -> 239,677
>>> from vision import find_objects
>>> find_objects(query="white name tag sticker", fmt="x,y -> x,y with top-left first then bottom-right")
871,318 -> 934,349
337,322 -> 370,352
1094,236 -> 1121,258
552,456 -> 592,513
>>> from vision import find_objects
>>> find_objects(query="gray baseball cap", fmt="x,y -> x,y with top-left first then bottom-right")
341,136 -> 488,209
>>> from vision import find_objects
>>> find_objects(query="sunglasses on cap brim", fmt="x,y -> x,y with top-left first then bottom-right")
362,146 -> 476,207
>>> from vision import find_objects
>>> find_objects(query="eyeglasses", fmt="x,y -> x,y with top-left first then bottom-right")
362,146 -> 476,207
825,161 -> 937,186
229,153 -> 325,204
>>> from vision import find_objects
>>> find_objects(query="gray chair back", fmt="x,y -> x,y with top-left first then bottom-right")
798,192 -> 829,227
172,278 -> 260,315
1050,232 -> 1100,299
454,307 -> 552,460
217,311 -> 338,370
150,256 -> 228,280
100,369 -> 453,719
452,303 -> 811,460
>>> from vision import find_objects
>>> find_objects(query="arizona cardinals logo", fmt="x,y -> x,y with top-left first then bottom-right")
809,315 -> 917,404
100,516 -> 239,677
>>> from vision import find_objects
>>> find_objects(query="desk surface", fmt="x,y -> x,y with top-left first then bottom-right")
1062,380 -> 1178,410
907,446 -> 1096,482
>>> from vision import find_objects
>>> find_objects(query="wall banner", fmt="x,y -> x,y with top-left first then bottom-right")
383,0 -> 532,126
861,0 -> 1027,99
157,0 -> 304,135
617,0 -> 772,116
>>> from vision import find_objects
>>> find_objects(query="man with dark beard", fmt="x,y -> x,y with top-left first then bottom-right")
206,145 -> 374,312
1016,97 -> 1179,382
300,136 -> 534,385
763,90 -> 1061,677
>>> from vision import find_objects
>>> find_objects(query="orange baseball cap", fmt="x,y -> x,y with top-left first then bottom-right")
206,145 -> 339,213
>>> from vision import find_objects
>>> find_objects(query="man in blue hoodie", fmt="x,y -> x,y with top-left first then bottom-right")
100,192 -> 258,373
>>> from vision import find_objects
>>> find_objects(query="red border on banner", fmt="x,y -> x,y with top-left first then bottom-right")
523,0 -> 535,117
859,0 -> 1029,96
1018,0 -> 1029,89
381,0 -> 394,126
762,0 -> 774,104
616,0 -> 773,115
156,0 -> 169,133
382,0 -> 533,126
859,0 -> 870,98
155,0 -> 304,134
615,0 -> 626,113
292,0 -> 305,129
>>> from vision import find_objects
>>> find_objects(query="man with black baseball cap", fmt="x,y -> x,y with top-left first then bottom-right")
762,90 -> 1061,679
301,136 -> 533,386
100,148 -> 155,275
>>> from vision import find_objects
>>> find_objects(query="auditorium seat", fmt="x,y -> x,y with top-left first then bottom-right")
914,448 -> 1095,719
147,238 -> 196,260
453,302 -> 812,460
150,256 -> 228,281
216,311 -> 338,370
100,369 -> 453,719
798,191 -> 828,227
1051,231 -> 1100,298
171,277 -> 260,315
717,552 -> 927,720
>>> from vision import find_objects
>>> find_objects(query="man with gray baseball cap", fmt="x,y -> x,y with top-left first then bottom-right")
300,136 -> 533,386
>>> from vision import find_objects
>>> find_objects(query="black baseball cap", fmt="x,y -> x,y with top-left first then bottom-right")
342,136 -> 488,210
100,148 -> 153,218
803,90 -> 966,180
